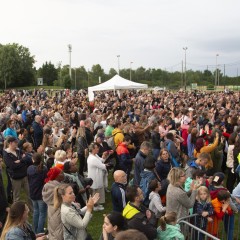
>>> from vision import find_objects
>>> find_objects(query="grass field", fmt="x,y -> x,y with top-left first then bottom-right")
1,165 -> 114,239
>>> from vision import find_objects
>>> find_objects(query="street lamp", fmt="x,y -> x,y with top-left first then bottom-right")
117,55 -> 120,75
57,61 -> 62,86
215,54 -> 219,87
68,44 -> 72,79
183,47 -> 188,90
74,68 -> 77,89
130,62 -> 133,81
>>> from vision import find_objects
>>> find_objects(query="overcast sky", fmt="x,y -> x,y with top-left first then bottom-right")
1,0 -> 240,76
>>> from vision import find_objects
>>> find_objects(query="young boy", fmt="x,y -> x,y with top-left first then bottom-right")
209,172 -> 237,239
210,190 -> 233,237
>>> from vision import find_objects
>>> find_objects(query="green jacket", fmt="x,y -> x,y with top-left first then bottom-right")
157,224 -> 184,240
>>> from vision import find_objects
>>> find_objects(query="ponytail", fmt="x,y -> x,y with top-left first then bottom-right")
32,153 -> 44,173
159,212 -> 177,231
53,184 -> 70,209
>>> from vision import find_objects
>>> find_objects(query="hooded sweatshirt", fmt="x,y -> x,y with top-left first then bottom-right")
157,224 -> 184,240
149,191 -> 166,218
42,180 -> 63,240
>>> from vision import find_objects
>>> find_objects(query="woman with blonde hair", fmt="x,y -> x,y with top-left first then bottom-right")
0,201 -> 46,240
53,183 -> 99,240
166,167 -> 199,219
54,150 -> 67,170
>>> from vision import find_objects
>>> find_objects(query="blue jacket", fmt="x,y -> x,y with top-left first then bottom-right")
193,200 -> 214,230
111,182 -> 126,212
140,170 -> 156,206
3,128 -> 18,139
133,150 -> 148,185
187,134 -> 195,159
5,223 -> 34,240
185,160 -> 203,178
32,121 -> 43,149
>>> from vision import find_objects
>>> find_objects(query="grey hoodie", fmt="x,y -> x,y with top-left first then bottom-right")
149,191 -> 166,218
42,180 -> 63,240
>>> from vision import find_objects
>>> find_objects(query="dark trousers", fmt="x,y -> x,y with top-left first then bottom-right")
5,169 -> 12,202
78,153 -> 85,176
226,167 -> 237,193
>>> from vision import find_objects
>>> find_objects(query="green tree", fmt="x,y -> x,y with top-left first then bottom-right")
0,43 -> 35,88
63,75 -> 71,89
108,68 -> 118,78
89,64 -> 105,86
75,66 -> 88,89
38,61 -> 58,86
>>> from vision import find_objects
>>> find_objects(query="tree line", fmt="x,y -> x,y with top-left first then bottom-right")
0,43 -> 239,89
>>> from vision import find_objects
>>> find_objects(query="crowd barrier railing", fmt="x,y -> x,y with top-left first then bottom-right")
177,213 -> 240,240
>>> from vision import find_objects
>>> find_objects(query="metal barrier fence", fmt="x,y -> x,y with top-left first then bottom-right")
177,213 -> 240,240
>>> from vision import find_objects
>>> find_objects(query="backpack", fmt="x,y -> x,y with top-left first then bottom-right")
166,142 -> 180,167
107,132 -> 119,150
140,172 -> 155,207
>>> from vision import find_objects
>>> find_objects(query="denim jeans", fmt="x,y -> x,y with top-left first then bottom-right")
223,214 -> 234,240
32,199 -> 47,234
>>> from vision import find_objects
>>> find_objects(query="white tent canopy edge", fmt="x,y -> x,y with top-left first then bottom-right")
88,74 -> 148,101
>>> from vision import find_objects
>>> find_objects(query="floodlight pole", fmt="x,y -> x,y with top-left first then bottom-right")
68,44 -> 72,79
130,61 -> 133,81
215,54 -> 219,87
117,55 -> 120,75
183,47 -> 188,90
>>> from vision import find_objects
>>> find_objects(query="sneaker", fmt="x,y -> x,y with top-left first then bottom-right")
93,206 -> 100,211
98,205 -> 104,211
93,205 -> 104,211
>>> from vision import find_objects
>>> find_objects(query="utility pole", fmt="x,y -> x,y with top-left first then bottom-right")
215,54 -> 219,87
130,61 -> 133,81
68,44 -> 72,80
183,47 -> 188,90
117,55 -> 120,75
224,64 -> 226,89
181,60 -> 184,88
74,68 -> 77,89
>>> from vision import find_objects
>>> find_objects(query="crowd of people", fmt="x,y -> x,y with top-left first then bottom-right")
0,88 -> 240,240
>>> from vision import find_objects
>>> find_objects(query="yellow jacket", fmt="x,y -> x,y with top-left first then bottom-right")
194,137 -> 218,169
112,128 -> 124,147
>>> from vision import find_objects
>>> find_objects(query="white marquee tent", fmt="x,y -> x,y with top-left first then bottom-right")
88,75 -> 148,101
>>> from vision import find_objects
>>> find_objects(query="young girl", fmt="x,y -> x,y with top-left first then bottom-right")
157,212 -> 184,240
193,186 -> 214,239
149,179 -> 166,220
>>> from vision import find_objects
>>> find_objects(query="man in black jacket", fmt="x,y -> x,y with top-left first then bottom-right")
111,170 -> 127,212
122,185 -> 157,240
32,115 -> 43,150
3,137 -> 31,206
84,118 -> 94,145
133,141 -> 151,186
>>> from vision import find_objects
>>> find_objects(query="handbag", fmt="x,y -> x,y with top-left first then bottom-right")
63,224 -> 93,240
63,205 -> 93,240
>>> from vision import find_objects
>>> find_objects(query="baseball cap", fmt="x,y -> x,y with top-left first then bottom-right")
212,172 -> 225,185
